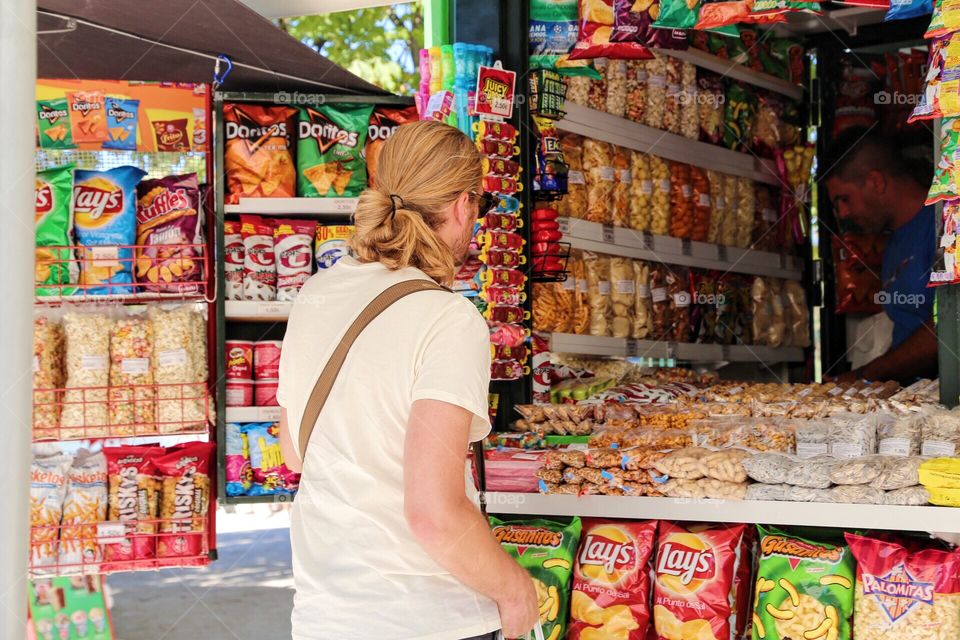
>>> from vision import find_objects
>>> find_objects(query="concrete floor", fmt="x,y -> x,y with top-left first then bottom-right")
107,506 -> 294,640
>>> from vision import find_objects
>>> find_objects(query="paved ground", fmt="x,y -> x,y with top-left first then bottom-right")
107,506 -> 294,640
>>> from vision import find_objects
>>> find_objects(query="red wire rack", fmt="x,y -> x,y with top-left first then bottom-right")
33,382 -> 211,442
34,243 -> 210,304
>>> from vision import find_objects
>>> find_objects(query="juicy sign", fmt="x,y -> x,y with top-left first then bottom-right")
657,541 -> 716,585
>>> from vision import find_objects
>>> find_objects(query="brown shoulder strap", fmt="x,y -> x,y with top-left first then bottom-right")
298,279 -> 448,460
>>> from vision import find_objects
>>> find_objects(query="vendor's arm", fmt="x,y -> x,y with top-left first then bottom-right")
853,317 -> 938,384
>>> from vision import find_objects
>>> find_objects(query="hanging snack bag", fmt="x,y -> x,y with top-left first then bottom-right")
224,220 -> 245,300
569,519 -> 657,640
490,516 -> 583,640
225,423 -> 253,497
274,218 -> 317,301
66,90 -> 107,143
156,441 -> 214,563
909,34 -> 951,123
103,446 -> 161,571
240,215 -> 276,301
73,166 -> 145,295
723,84 -> 757,152
30,453 -> 73,571
696,0 -> 752,30
36,98 -> 75,149
929,116 -> 960,205
653,521 -> 748,640
886,0 -> 933,21
135,173 -> 203,293
60,311 -> 113,438
531,0 -> 599,76
33,316 -> 64,439
35,164 -> 77,297
654,0 -> 703,30
584,252 -> 612,337
103,97 -> 139,151
108,312 -> 156,433
753,526 -> 855,640
223,103 -> 297,204
570,0 -> 655,60
243,422 -> 300,495
927,0 -> 960,38
316,224 -> 354,269
59,451 -> 108,569
297,103 -> 374,198
365,105 -> 418,187
151,305 -> 208,432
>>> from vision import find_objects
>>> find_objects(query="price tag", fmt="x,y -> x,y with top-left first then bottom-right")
260,407 -> 282,422
602,225 -> 615,243
718,246 -> 728,262
626,340 -> 639,357
97,522 -> 127,544
681,239 -> 692,256
558,218 -> 569,235
336,199 -> 355,212
666,342 -> 677,360
258,302 -> 286,317
780,254 -> 788,269
642,233 -> 654,251
721,345 -> 731,360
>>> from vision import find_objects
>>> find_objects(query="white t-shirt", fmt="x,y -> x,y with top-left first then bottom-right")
277,257 -> 500,640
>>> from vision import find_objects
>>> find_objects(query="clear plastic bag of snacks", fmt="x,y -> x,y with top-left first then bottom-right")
706,169 -> 726,244
633,260 -> 654,339
611,146 -> 630,227
628,151 -> 652,231
606,59 -> 628,117
584,252 -> 612,337
626,59 -> 648,122
654,447 -> 710,480
584,139 -> 614,224
828,455 -> 885,485
644,56 -> 667,130
650,155 -> 671,235
61,309 -> 114,438
559,134 -> 587,219
609,257 -> 635,339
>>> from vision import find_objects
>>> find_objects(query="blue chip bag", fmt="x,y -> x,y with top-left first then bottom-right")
225,423 -> 253,497
242,422 -> 300,496
72,166 -> 145,295
102,97 -> 139,151
886,0 -> 932,21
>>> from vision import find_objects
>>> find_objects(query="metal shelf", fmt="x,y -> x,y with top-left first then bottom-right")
224,197 -> 357,216
559,217 -> 804,280
225,300 -> 292,321
548,333 -> 804,363
222,493 -> 296,506
558,104 -> 781,186
484,493 -> 960,534
225,406 -> 282,423
655,48 -> 803,101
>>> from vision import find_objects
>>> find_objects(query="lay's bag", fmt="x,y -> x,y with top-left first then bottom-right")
35,164 -> 77,296
73,166 -> 146,295
297,104 -> 374,198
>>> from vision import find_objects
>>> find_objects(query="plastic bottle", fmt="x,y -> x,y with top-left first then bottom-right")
428,46 -> 443,94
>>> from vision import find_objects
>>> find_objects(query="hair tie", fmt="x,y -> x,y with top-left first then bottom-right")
388,194 -> 405,220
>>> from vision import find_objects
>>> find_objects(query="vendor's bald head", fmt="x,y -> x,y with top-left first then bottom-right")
823,127 -> 929,233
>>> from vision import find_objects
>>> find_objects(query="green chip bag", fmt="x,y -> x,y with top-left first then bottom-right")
36,98 -> 75,149
490,516 -> 581,640
296,104 -> 374,198
35,164 -> 77,296
653,0 -> 702,31
753,526 -> 855,640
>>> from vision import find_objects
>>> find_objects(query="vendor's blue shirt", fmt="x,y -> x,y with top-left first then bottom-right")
880,205 -> 936,348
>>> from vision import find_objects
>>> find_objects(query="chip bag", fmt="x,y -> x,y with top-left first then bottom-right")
315,224 -> 354,270
103,97 -> 139,151
66,90 -> 108,143
58,451 -> 108,570
243,422 -> 300,495
846,533 -> 960,640
654,0 -> 703,31
927,116 -> 960,205
886,0 -> 933,20
530,0 -> 601,76
223,103 -> 297,204
569,0 -> 655,60
30,453 -> 73,572
274,218 -> 317,301
365,106 -> 419,187
225,423 -> 253,497
103,446 -> 161,571
753,526 -> 855,640
73,166 -> 146,295
135,173 -> 203,293
297,103 -> 374,198
156,441 -> 214,564
35,164 -> 77,296
36,98 -> 75,149
569,519 -> 657,640
653,521 -> 748,640
491,516 -> 583,640
151,118 -> 190,152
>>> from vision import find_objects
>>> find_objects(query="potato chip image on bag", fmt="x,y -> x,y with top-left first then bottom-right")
224,103 -> 297,204
103,97 -> 139,151
135,173 -> 203,293
66,90 -> 108,143
73,166 -> 146,295
36,98 -> 75,149
35,164 -> 77,296
297,103 -> 374,198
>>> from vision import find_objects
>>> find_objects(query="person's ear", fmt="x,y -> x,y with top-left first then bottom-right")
865,170 -> 887,195
452,191 -> 471,227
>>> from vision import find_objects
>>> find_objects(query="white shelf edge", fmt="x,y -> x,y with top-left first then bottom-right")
483,493 -> 960,534
558,104 -> 781,187
561,218 -> 803,280
654,47 -> 803,101
224,300 -> 292,321
548,333 -> 804,364
224,197 -> 358,216
225,406 -> 282,423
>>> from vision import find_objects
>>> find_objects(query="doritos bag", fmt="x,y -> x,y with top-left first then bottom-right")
223,103 -> 297,204
135,173 -> 203,293
103,97 -> 139,151
753,526 -> 855,640
569,519 -> 657,640
36,98 -> 75,149
35,164 -> 77,296
73,166 -> 146,295
490,516 -> 582,640
155,441 -> 214,565
652,521 -> 747,640
570,0 -> 655,60
66,90 -> 108,143
297,103 -> 374,198
365,106 -> 418,187
103,446 -> 161,572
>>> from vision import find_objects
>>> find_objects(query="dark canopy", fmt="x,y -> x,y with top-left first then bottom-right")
37,0 -> 387,95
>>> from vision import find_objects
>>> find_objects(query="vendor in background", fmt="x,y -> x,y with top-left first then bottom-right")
823,127 -> 937,384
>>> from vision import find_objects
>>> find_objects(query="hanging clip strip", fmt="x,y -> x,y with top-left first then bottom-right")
213,54 -> 234,88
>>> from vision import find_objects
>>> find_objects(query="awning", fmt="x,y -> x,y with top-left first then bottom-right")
240,0 -> 396,19
37,0 -> 388,95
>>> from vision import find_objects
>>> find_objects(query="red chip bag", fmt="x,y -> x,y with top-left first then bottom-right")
155,441 -> 214,566
653,522 -> 747,640
103,446 -> 161,572
136,173 -> 203,293
365,106 -> 418,187
569,519 -> 657,639
570,0 -> 655,60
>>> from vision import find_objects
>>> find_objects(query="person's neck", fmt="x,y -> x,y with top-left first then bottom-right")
889,179 -> 928,231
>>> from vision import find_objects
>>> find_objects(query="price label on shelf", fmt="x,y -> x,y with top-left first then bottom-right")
638,233 -> 652,251
666,342 -> 677,360
626,340 -> 639,357
602,225 -> 615,243
780,254 -> 788,269
721,345 -> 731,360
258,302 -> 286,317
558,218 -> 569,235
718,246 -> 728,262
260,407 -> 282,422
334,199 -> 354,212
97,522 -> 127,545
681,239 -> 692,256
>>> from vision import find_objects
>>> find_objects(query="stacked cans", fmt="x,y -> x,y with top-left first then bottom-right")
225,339 -> 282,406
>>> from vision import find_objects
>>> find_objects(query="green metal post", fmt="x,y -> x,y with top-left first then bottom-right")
423,0 -> 451,48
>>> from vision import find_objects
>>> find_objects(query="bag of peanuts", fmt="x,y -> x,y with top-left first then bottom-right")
846,533 -> 960,640
753,526 -> 856,640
